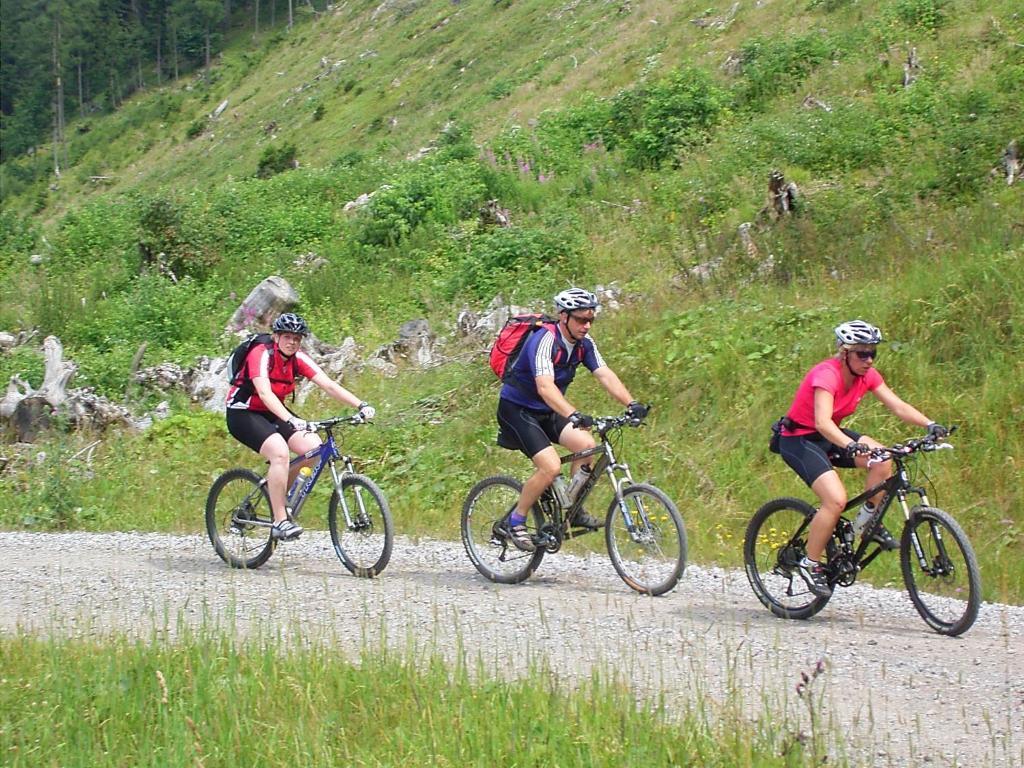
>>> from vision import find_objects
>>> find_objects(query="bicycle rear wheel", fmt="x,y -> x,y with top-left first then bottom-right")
900,506 -> 981,636
461,475 -> 545,584
744,497 -> 831,620
328,474 -> 394,578
605,483 -> 687,596
205,468 -> 276,569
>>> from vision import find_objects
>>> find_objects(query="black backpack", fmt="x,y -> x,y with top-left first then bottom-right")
226,333 -> 274,386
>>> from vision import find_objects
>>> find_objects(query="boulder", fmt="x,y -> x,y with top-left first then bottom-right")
226,276 -> 300,333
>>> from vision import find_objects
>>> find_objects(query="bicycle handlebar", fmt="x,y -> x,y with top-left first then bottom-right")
592,412 -> 647,435
305,414 -> 370,431
865,426 -> 957,466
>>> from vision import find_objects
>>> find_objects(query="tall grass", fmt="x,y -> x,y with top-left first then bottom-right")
0,627 -> 836,766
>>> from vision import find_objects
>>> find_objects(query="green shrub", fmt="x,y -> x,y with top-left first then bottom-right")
185,117 -> 207,139
438,224 -> 586,301
0,345 -> 45,389
0,208 -> 39,267
615,67 -> 730,169
49,273 -> 226,398
889,0 -> 947,35
50,199 -> 141,275
256,141 -> 298,178
137,194 -> 219,280
736,34 -> 836,108
750,103 -> 893,172
356,158 -> 489,247
490,68 -> 730,174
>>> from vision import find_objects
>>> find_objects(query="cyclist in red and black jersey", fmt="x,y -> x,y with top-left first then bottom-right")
226,313 -> 375,541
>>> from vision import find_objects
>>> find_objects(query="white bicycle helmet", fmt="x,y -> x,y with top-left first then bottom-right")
554,288 -> 598,312
835,319 -> 882,346
272,312 -> 310,336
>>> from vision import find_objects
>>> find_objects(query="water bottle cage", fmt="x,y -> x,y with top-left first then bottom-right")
861,498 -> 888,540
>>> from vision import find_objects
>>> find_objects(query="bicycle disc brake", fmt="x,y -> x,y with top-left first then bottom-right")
229,501 -> 257,534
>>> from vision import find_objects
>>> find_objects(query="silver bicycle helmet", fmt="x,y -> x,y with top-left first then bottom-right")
835,319 -> 882,346
272,312 -> 310,336
554,288 -> 598,313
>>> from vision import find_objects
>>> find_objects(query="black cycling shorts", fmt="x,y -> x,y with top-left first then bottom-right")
496,399 -> 570,458
226,409 -> 298,454
779,428 -> 861,487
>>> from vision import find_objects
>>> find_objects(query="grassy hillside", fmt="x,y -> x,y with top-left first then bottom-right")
0,0 -> 1022,600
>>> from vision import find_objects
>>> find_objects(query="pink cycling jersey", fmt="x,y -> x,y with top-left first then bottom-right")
783,357 -> 884,436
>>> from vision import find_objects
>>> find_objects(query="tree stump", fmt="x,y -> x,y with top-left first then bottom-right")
903,46 -> 920,87
12,398 -> 53,442
761,170 -> 799,220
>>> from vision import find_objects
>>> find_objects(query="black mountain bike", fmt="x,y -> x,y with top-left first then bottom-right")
206,416 -> 393,576
461,413 -> 687,596
744,430 -> 981,636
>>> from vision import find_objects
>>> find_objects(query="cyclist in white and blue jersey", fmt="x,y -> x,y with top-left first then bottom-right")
495,288 -> 648,552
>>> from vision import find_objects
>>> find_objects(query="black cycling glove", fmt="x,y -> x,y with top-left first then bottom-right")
569,411 -> 595,430
926,422 -> 949,439
845,441 -> 870,458
626,401 -> 650,421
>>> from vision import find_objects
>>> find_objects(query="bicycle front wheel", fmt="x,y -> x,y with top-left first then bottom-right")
744,497 -> 831,620
605,483 -> 687,596
205,468 -> 276,569
328,474 -> 394,578
901,506 -> 981,636
461,475 -> 545,584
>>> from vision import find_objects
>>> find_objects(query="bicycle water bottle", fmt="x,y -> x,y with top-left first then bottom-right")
567,464 -> 592,501
550,475 -> 571,509
852,503 -> 875,535
287,466 -> 313,504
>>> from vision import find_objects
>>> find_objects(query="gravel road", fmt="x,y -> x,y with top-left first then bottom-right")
1,530 -> 1021,767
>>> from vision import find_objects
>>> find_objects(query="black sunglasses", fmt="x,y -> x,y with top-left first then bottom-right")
851,349 -> 878,360
569,313 -> 595,324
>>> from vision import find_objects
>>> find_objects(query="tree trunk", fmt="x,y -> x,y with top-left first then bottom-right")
254,0 -> 260,38
171,20 -> 179,80
288,0 -> 293,30
131,0 -> 144,89
51,11 -> 66,178
77,60 -> 84,114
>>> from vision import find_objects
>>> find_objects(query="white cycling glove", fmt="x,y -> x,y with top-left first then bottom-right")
357,402 -> 376,422
287,417 -> 308,432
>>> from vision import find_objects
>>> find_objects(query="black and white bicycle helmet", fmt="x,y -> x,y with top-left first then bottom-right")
272,312 -> 310,336
554,288 -> 598,313
834,319 -> 882,346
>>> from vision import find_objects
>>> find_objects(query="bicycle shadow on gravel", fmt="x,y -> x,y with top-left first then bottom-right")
690,602 -> 976,640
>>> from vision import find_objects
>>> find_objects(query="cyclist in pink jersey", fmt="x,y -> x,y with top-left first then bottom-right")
226,313 -> 375,541
777,320 -> 948,597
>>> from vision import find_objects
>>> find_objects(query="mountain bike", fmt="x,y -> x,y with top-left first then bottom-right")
206,415 -> 394,577
744,430 -> 981,636
461,413 -> 687,596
